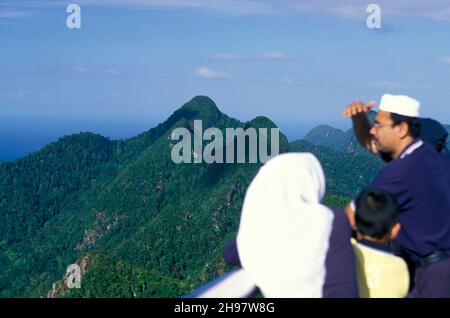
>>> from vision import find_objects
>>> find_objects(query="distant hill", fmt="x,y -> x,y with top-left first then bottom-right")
445,125 -> 450,150
303,125 -> 347,151
305,111 -> 450,154
0,96 -> 384,297
304,111 -> 376,154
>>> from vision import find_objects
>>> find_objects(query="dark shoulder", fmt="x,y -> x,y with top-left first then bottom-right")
223,240 -> 241,267
330,208 -> 353,237
396,140 -> 445,170
442,152 -> 450,165
323,208 -> 359,298
375,142 -> 431,178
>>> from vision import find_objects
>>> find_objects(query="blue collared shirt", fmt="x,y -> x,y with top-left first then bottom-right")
368,139 -> 450,259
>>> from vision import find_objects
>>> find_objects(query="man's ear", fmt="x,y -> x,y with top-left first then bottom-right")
390,222 -> 401,240
345,204 -> 357,230
397,122 -> 410,139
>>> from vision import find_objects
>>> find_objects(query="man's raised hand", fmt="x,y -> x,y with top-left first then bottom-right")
342,100 -> 376,118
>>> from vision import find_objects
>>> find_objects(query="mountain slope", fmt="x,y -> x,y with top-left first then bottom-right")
305,111 -> 450,155
0,96 -> 387,297
289,140 -> 383,198
304,125 -> 347,151
0,96 -> 290,297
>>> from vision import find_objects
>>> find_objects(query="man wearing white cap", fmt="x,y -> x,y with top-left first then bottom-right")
342,94 -> 450,298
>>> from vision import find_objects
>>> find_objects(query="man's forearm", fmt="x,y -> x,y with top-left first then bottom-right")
351,114 -> 375,152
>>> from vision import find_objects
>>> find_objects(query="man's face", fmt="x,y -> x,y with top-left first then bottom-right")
370,111 -> 398,154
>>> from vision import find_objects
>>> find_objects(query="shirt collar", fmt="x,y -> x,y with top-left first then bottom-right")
398,139 -> 424,160
358,239 -> 393,254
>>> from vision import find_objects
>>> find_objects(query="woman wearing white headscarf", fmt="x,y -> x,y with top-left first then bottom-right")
225,152 -> 358,297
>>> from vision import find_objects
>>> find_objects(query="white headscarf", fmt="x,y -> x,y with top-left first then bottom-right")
236,153 -> 334,298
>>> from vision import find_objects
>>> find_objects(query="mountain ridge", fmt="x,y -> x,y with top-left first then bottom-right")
304,111 -> 450,153
0,96 -> 382,297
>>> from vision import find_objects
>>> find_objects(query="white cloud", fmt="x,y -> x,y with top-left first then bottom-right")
105,69 -> 120,75
287,1 -> 365,20
74,66 -> 87,73
285,0 -> 450,22
280,77 -> 294,84
196,67 -> 233,80
0,89 -> 27,99
71,66 -> 120,76
210,51 -> 293,61
6,0 -> 450,21
258,51 -> 292,60
19,0 -> 274,14
372,80 -> 409,90
419,84 -> 436,90
210,53 -> 244,60
260,76 -> 296,85
372,81 -> 439,90
0,10 -> 31,18
442,57 -> 450,64
82,0 -> 450,21
93,91 -> 120,99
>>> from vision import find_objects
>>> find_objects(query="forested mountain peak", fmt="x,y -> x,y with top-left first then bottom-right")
0,96 -> 385,297
247,116 -> 277,129
176,96 -> 222,124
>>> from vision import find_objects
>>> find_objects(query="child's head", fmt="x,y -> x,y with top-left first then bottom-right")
354,188 -> 401,242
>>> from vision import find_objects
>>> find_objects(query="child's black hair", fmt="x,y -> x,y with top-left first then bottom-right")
355,188 -> 400,239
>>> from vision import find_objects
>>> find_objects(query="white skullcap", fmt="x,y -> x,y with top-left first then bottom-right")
379,94 -> 420,117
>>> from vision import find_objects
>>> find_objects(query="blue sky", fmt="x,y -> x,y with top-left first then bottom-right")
1,0 -> 450,161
